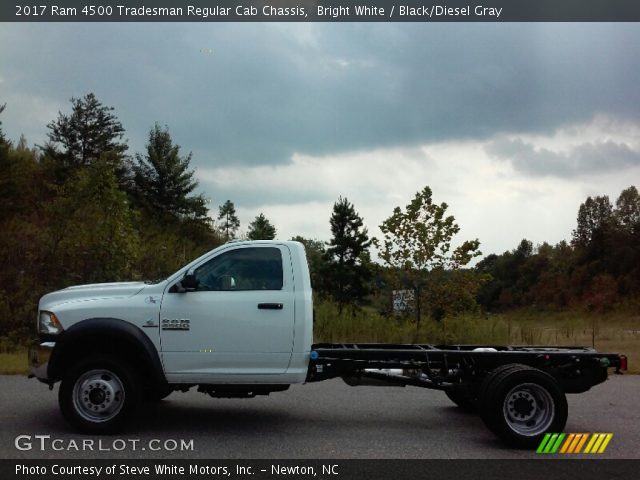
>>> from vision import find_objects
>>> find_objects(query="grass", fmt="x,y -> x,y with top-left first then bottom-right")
0,349 -> 28,375
315,302 -> 640,373
1,304 -> 637,374
493,309 -> 640,373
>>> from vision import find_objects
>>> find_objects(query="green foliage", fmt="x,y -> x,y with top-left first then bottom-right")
379,186 -> 481,324
324,197 -> 372,313
47,157 -> 140,285
572,194 -> 613,248
133,123 -> 208,223
247,213 -> 276,240
0,103 -> 8,145
0,144 -> 51,338
0,137 -> 44,221
313,300 -> 508,345
478,186 -> 640,312
44,93 -> 129,184
291,236 -> 328,295
0,107 -> 223,341
615,186 -> 640,231
423,268 -> 489,321
218,200 -> 240,240
133,216 -> 222,282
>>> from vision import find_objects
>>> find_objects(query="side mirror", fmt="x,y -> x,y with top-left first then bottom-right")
177,271 -> 199,292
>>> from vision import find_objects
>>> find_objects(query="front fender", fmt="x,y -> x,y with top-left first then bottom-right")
46,318 -> 166,388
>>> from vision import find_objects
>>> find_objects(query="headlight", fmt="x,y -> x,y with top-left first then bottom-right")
38,311 -> 63,335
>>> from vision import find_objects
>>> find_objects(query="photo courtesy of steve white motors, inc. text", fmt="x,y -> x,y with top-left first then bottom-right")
15,463 -> 339,477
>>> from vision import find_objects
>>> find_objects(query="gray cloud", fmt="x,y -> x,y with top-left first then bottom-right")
486,138 -> 640,177
2,22 -> 640,174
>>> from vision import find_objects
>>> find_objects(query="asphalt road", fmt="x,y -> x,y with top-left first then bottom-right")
1,374 -> 638,459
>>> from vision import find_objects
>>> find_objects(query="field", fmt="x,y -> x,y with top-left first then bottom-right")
314,303 -> 640,373
0,350 -> 28,375
1,304 -> 638,374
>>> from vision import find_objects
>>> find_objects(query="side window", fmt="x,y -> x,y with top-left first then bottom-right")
193,247 -> 284,291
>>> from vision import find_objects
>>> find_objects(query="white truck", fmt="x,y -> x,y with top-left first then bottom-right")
29,240 -> 627,448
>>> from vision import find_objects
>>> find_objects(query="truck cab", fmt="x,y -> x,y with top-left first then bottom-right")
30,240 -> 313,432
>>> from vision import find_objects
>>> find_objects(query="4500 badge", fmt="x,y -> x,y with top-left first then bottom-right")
161,318 -> 190,330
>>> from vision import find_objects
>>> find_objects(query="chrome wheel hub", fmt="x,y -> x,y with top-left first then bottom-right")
502,382 -> 554,436
72,369 -> 124,422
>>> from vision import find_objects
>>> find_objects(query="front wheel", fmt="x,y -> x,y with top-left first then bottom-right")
479,366 -> 567,449
59,355 -> 140,433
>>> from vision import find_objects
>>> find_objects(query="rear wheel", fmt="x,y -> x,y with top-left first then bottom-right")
59,355 -> 140,433
479,365 -> 567,448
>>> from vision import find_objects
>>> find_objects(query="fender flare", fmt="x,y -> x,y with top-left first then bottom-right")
48,318 -> 166,388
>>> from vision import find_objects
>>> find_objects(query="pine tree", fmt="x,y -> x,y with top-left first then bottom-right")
247,213 -> 276,240
133,123 -> 208,222
218,200 -> 240,240
325,197 -> 372,313
44,93 -> 129,184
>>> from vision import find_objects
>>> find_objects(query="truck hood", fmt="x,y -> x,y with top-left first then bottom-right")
39,282 -> 148,309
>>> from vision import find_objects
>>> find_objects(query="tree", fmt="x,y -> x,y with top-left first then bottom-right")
379,186 -> 481,325
0,143 -> 49,337
47,157 -> 139,284
247,213 -> 276,240
218,200 -> 240,240
45,93 -> 129,183
0,103 -> 8,145
292,236 -> 328,295
572,195 -> 613,248
133,123 -> 208,222
615,186 -> 640,233
0,138 -> 43,220
324,197 -> 372,313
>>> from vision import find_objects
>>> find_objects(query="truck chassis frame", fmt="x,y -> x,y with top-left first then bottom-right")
308,342 -> 625,392
306,342 -> 626,447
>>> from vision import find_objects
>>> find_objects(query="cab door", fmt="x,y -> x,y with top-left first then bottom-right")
159,244 -> 295,377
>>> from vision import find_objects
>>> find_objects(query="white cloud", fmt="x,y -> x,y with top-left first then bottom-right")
198,117 -> 640,258
486,115 -> 640,177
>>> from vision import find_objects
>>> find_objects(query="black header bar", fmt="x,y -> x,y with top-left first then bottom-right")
3,0 -> 640,22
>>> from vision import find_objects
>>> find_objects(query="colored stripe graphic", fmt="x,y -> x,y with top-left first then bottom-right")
563,433 -> 588,453
536,433 -> 613,454
536,433 -> 566,453
536,434 -> 552,454
584,433 -> 613,454
559,433 -> 575,453
597,433 -> 613,453
574,433 -> 589,453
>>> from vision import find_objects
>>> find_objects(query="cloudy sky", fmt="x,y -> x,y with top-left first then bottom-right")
1,22 -> 639,258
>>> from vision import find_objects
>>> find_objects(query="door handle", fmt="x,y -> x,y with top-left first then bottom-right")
258,303 -> 283,310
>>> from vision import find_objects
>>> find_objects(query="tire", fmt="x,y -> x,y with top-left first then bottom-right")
445,364 -> 529,413
477,364 -> 531,436
59,355 -> 140,433
445,389 -> 478,413
479,365 -> 567,449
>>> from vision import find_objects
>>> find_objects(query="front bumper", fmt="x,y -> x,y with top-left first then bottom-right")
28,342 -> 55,383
